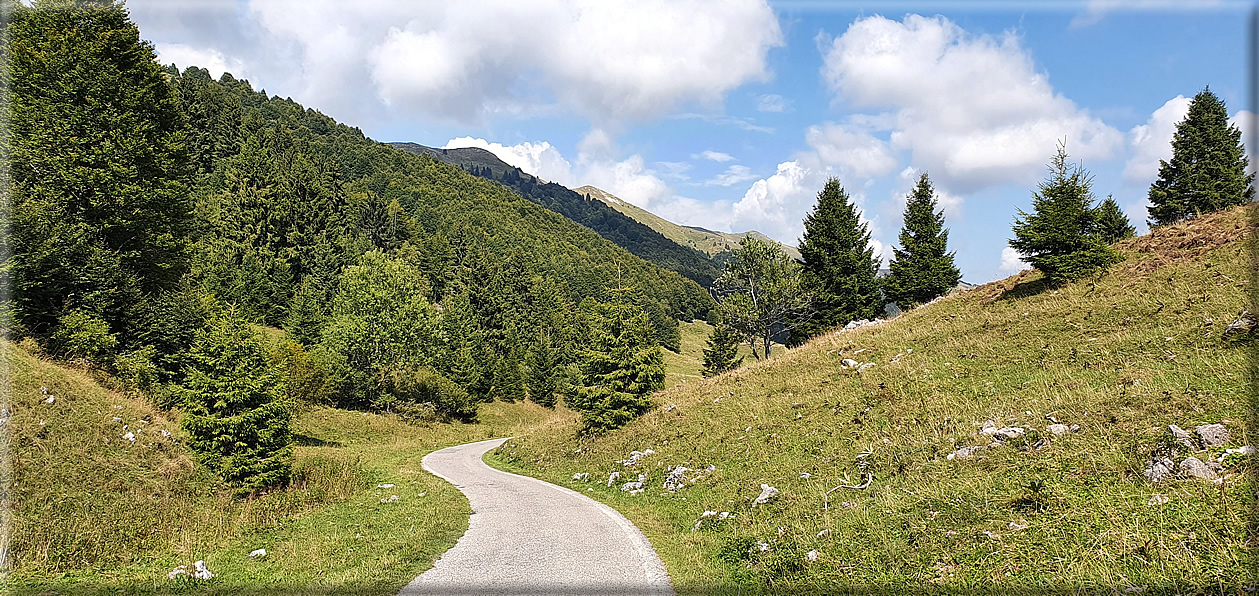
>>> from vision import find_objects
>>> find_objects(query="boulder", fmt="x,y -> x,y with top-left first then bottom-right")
1223,310 -> 1256,338
1178,457 -> 1216,481
1167,425 -> 1196,450
1143,456 -> 1174,483
1195,424 -> 1229,448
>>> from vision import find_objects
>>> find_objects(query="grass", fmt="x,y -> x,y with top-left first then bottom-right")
665,320 -> 777,390
2,343 -> 570,595
489,205 -> 1257,594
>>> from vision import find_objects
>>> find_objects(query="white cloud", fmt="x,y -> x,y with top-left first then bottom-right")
804,122 -> 899,180
729,160 -> 818,243
705,165 -> 758,187
1123,95 -> 1190,186
443,137 -> 576,186
756,93 -> 788,113
655,161 -> 692,181
820,14 -> 1123,194
999,246 -> 1029,273
154,43 -> 247,80
1229,110 -> 1256,170
696,150 -> 736,163
1070,0 -> 1226,29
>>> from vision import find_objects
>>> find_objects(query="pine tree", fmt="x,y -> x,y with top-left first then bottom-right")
701,325 -> 743,377
1148,87 -> 1254,226
1010,146 -> 1121,286
568,296 -> 664,432
178,307 -> 293,492
525,332 -> 559,408
796,178 -> 881,341
1093,195 -> 1136,244
883,173 -> 962,310
8,0 -> 193,344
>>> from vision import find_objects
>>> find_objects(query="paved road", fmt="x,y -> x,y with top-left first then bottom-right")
399,437 -> 674,596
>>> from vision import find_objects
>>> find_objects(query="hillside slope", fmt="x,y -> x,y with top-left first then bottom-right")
390,143 -> 723,287
492,205 -> 1256,593
574,185 -> 803,261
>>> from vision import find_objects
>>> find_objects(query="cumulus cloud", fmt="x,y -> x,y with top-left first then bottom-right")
1229,110 -> 1256,170
1069,0 -> 1226,29
999,246 -> 1029,273
443,137 -> 576,186
1123,95 -> 1190,186
154,43 -> 247,80
804,122 -> 899,180
696,150 -> 736,163
705,165 -> 758,187
730,160 -> 815,243
820,14 -> 1123,194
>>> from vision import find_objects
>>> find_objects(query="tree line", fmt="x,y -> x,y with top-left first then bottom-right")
702,87 -> 1251,376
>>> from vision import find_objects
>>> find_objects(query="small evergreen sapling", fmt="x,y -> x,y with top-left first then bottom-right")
179,308 -> 293,492
702,325 -> 743,377
1009,146 -> 1121,286
1093,195 -> 1136,244
884,173 -> 962,310
569,296 -> 665,432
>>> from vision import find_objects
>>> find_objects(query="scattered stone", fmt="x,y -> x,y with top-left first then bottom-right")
1147,493 -> 1168,506
1123,586 -> 1148,594
377,483 -> 395,489
806,549 -> 819,562
817,529 -> 830,537
839,501 -> 856,509
1178,457 -> 1216,481
856,362 -> 877,373
606,471 -> 621,487
799,472 -> 811,479
1195,424 -> 1229,448
663,466 -> 689,491
980,420 -> 998,436
947,445 -> 985,460
1224,445 -> 1255,457
664,404 -> 676,412
192,560 -> 214,580
841,358 -> 859,369
41,386 -> 48,395
753,484 -> 779,506
755,540 -> 771,552
112,417 -> 122,423
572,472 -> 590,482
248,548 -> 266,558
1223,310 -> 1256,338
167,566 -> 187,580
160,429 -> 171,438
992,427 -> 1025,441
1007,521 -> 1029,531
1143,457 -> 1174,483
983,530 -> 1000,541
1069,424 -> 1080,433
621,449 -> 655,467
43,396 -> 55,404
122,431 -> 136,443
1046,424 -> 1070,435
1167,425 -> 1196,450
621,474 -> 647,492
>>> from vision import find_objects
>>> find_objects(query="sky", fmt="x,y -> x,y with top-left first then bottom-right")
131,0 -> 1255,283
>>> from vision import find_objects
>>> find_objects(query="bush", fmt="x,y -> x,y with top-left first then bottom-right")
382,366 -> 478,423
48,310 -> 118,365
112,345 -> 159,394
271,340 -> 333,413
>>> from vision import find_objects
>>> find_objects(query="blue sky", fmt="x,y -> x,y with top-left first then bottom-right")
133,1 -> 1254,283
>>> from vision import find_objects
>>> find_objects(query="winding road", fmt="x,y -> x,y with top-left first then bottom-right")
399,437 -> 674,595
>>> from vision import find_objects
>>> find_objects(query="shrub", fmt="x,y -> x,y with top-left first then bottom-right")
48,310 -> 118,364
382,366 -> 477,423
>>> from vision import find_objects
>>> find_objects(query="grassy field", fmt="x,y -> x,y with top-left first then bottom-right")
490,205 -> 1257,594
2,342 -> 570,595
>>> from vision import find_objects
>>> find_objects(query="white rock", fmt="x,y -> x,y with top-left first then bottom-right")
160,429 -> 171,438
1195,424 -> 1229,448
122,431 -> 136,443
1008,521 -> 1029,531
192,560 -> 214,580
663,466 -> 689,492
168,566 -> 187,580
572,472 -> 589,482
1144,457 -> 1174,483
1178,457 -> 1216,481
1047,424 -> 1070,436
1147,493 -> 1169,506
799,472 -> 811,479
380,495 -> 399,503
1167,425 -> 1196,450
43,396 -> 55,404
806,549 -> 819,561
992,427 -> 1025,441
857,362 -> 877,373
980,420 -> 998,435
377,483 -> 395,489
248,548 -> 266,558
947,445 -> 985,460
817,529 -> 830,537
841,359 -> 859,368
606,471 -> 621,487
112,417 -> 122,423
753,484 -> 779,506
1224,445 -> 1255,456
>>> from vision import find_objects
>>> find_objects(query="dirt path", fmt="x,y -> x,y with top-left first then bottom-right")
399,437 -> 673,595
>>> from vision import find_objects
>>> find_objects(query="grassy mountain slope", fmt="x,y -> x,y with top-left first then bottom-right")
490,205 -> 1256,593
575,185 -> 803,261
389,143 -> 723,287
3,338 -> 568,594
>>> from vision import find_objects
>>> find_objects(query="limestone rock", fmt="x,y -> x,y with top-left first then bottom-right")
193,560 -> 214,580
248,548 -> 266,558
1195,424 -> 1229,448
1143,457 -> 1174,483
1178,456 -> 1216,481
947,445 -> 985,460
980,420 -> 998,436
1167,425 -> 1195,450
841,358 -> 859,368
992,427 -> 1025,441
753,483 -> 779,505
1047,423 -> 1070,435
606,471 -> 621,487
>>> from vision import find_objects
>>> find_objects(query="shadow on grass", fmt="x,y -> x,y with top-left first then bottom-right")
994,275 -> 1053,302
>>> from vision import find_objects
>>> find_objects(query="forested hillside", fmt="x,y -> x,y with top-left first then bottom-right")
391,143 -> 723,287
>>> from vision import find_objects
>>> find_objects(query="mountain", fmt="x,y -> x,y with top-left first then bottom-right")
390,143 -> 723,287
575,185 -> 803,261
490,204 -> 1252,592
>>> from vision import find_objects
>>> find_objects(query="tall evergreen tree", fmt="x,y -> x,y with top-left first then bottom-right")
8,0 -> 193,343
701,324 -> 743,377
178,307 -> 293,492
1148,87 -> 1254,225
568,295 -> 665,432
883,173 -> 962,310
796,178 -> 881,341
1093,195 -> 1136,244
1010,146 -> 1121,285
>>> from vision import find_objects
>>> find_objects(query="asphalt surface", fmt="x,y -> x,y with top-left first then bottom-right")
398,437 -> 674,596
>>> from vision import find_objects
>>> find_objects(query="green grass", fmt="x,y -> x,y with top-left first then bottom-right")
664,320 -> 776,390
489,205 -> 1257,594
2,343 -> 569,595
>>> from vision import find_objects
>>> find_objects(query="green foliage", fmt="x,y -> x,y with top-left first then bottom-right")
1094,195 -> 1136,244
283,276 -> 330,345
883,173 -> 962,310
382,367 -> 477,423
569,296 -> 665,432
319,251 -> 439,409
48,310 -> 118,364
713,237 -> 812,359
7,0 -> 192,346
178,308 -> 293,492
1010,146 -> 1122,286
525,332 -> 561,408
796,178 -> 882,341
1148,87 -> 1254,226
271,340 -> 333,412
701,324 -> 743,377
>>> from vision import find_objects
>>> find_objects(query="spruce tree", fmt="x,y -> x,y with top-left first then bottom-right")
701,325 -> 743,377
568,295 -> 664,432
1093,195 -> 1136,244
883,174 -> 962,310
796,178 -> 881,341
1010,146 -> 1121,285
179,308 -> 293,492
1148,87 -> 1254,226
